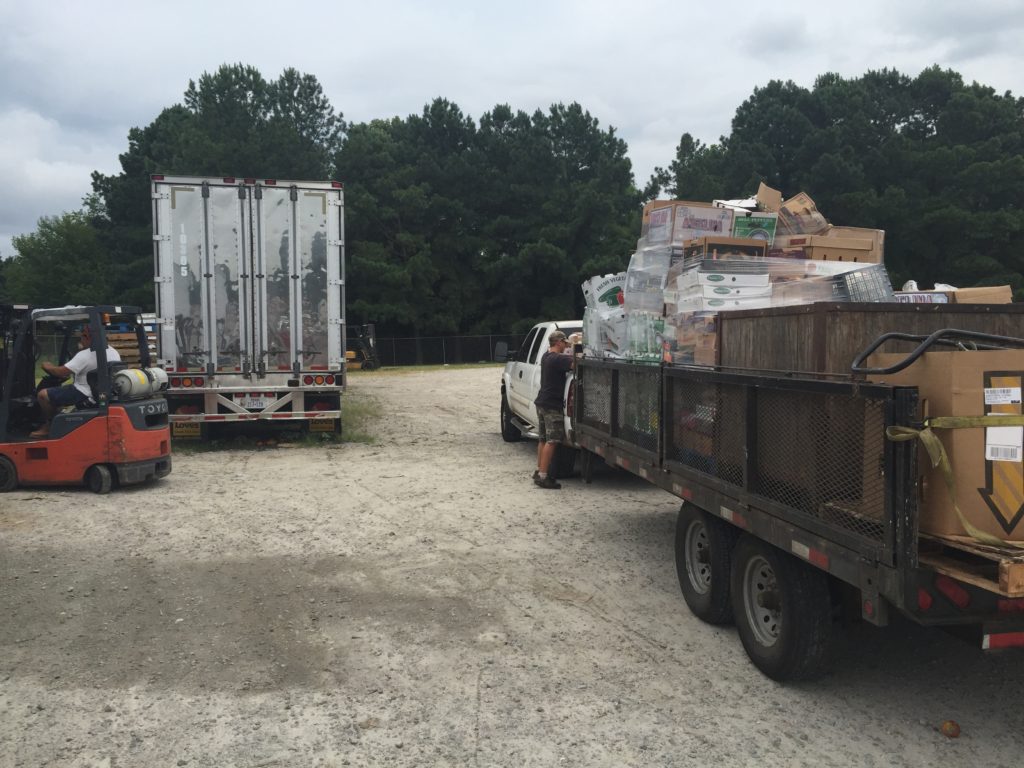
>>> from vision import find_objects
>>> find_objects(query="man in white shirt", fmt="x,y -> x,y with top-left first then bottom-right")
31,325 -> 122,439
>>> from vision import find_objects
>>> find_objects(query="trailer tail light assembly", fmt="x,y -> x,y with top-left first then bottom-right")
173,377 -> 205,388
302,375 -> 335,385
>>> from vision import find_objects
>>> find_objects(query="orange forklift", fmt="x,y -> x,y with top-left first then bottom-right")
0,304 -> 172,494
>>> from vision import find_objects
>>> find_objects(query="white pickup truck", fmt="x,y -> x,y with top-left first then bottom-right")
497,320 -> 583,477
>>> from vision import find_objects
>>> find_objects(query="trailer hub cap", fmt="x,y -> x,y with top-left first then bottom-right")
684,520 -> 712,594
743,555 -> 780,646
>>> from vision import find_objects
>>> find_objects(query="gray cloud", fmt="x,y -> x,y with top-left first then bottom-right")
1,0 -> 1021,259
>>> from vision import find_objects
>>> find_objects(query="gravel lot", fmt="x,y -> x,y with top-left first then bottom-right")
1,365 -> 1022,767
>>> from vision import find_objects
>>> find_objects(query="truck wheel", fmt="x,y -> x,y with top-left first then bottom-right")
730,535 -> 832,681
0,456 -> 17,492
675,504 -> 738,625
86,464 -> 113,495
500,393 -> 521,442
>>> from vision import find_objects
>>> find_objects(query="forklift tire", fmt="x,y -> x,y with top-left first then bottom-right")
86,464 -> 113,495
675,503 -> 739,625
730,534 -> 832,681
0,456 -> 17,492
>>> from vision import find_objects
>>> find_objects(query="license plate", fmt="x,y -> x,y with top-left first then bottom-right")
172,422 -> 202,438
235,395 -> 277,409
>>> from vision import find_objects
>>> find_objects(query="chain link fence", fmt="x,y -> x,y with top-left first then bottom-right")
373,334 -> 525,367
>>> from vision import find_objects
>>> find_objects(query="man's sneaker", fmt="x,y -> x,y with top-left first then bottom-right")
534,475 -> 561,489
532,470 -> 540,482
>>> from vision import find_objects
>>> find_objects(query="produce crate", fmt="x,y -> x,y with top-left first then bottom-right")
717,302 -> 1024,375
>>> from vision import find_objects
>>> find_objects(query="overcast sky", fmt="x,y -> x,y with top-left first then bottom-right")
1,0 -> 1021,258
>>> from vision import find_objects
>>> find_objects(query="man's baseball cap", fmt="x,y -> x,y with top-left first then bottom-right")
548,330 -> 568,344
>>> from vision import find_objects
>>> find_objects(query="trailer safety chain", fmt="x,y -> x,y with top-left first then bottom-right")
887,416 -> 1024,548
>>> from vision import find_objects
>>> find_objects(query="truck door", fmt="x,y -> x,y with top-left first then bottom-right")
507,327 -> 543,423
252,183 -> 342,375
153,180 -> 252,375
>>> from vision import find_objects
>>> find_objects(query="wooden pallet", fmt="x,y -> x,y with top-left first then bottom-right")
919,534 -> 1024,597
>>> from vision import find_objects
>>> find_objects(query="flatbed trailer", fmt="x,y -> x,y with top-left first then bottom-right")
572,356 -> 1024,680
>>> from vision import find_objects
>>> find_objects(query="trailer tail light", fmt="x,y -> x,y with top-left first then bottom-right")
325,375 -> 335,385
171,377 -> 181,387
182,377 -> 192,387
917,587 -> 934,612
265,179 -> 277,185
223,177 -> 236,184
194,377 -> 205,386
314,375 -> 325,385
331,181 -> 342,188
935,575 -> 971,609
152,174 -> 164,180
303,375 -> 313,385
997,598 -> 1024,614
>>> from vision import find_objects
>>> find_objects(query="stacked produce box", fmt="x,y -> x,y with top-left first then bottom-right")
582,184 -> 893,364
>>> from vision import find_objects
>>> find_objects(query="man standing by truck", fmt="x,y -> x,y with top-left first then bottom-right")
533,330 -> 575,489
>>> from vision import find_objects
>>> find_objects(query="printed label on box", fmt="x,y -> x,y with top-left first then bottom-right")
986,425 -> 1023,462
985,386 -> 1022,405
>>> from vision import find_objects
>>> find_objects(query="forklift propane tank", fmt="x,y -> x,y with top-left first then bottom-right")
113,367 -> 169,399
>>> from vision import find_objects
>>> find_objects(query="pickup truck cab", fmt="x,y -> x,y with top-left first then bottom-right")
497,320 -> 582,476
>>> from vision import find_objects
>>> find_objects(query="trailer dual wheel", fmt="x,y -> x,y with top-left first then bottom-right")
500,393 -> 522,442
0,456 -> 17,492
730,534 -> 832,681
674,504 -> 739,625
85,464 -> 113,495
552,446 -> 578,480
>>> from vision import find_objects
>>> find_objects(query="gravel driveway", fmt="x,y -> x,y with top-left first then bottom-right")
1,366 -> 1021,767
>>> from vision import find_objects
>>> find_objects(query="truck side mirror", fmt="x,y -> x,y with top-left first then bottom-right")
494,341 -> 512,363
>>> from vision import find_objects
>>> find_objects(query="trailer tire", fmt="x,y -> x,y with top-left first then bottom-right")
730,535 -> 832,682
552,446 -> 578,479
675,504 -> 738,625
0,455 -> 17,492
86,464 -> 113,495
500,393 -> 521,442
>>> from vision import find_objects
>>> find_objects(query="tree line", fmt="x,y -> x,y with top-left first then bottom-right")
1,64 -> 1020,335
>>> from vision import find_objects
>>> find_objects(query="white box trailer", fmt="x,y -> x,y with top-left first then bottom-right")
151,175 -> 346,438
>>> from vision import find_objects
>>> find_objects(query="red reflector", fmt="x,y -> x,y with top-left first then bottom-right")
331,181 -> 342,188
325,375 -> 335,385
984,631 -> 1024,650
195,377 -> 205,386
863,599 -> 874,618
243,178 -> 255,184
303,375 -> 314,385
265,179 -> 277,185
918,587 -> 934,612
935,576 -> 971,609
223,177 -> 235,184
997,598 -> 1024,613
808,549 -> 830,570
152,174 -> 164,180
170,377 -> 181,387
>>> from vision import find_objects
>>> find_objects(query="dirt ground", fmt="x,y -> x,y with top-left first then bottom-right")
1,366 -> 1022,767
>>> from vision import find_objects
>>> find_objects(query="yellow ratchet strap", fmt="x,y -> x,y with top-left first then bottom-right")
886,415 -> 1024,549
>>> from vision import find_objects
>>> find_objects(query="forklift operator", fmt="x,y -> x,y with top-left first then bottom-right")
31,325 -> 121,439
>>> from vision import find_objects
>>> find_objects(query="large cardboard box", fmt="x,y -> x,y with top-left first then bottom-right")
731,211 -> 779,244
682,236 -> 767,261
870,349 -> 1024,541
951,285 -> 1013,304
777,192 -> 829,235
771,234 -> 878,263
671,205 -> 734,244
824,225 -> 885,264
